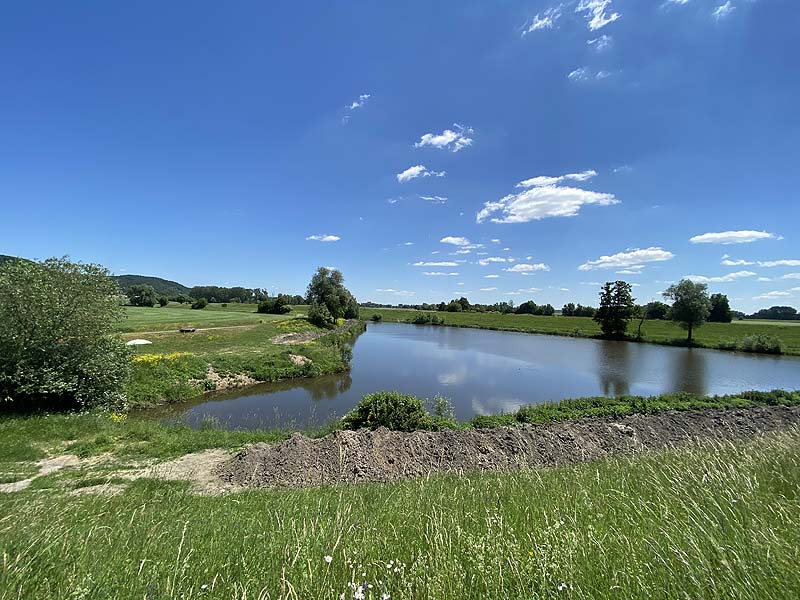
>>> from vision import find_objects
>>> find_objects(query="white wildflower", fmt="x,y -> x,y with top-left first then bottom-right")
324,555 -> 333,564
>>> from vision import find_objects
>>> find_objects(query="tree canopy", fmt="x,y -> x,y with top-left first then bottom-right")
663,279 -> 711,343
306,267 -> 359,324
708,293 -> 732,323
593,281 -> 635,337
0,257 -> 129,408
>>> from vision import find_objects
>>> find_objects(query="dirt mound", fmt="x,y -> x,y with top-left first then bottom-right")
218,406 -> 800,488
271,319 -> 360,345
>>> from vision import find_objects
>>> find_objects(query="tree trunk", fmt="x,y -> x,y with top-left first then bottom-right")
687,323 -> 693,345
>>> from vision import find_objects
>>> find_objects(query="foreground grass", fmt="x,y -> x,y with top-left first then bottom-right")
1,430 -> 799,599
362,308 -> 800,355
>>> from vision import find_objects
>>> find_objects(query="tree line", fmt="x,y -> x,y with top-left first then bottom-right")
125,284 -> 305,309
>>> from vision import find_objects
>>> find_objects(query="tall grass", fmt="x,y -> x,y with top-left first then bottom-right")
1,430 -> 799,598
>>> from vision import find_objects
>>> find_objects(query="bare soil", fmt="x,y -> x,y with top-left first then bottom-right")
218,406 -> 800,488
271,319 -> 360,345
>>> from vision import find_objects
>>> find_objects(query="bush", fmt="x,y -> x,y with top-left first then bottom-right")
370,313 -> 383,322
308,302 -> 334,328
157,296 -> 169,307
738,334 -> 784,355
257,298 -> 292,314
191,298 -> 208,310
409,313 -> 445,325
342,391 -> 432,431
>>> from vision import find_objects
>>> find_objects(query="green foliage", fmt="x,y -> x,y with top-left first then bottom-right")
341,391 -> 432,431
747,305 -> 799,320
644,301 -> 670,320
306,267 -> 359,321
191,297 -> 208,310
709,293 -> 733,323
257,296 -> 292,314
370,313 -> 383,322
738,334 -> 784,354
126,283 -> 156,307
594,281 -> 636,337
0,257 -> 130,409
446,300 -> 463,312
664,279 -> 712,342
409,313 -> 445,325
113,274 -> 190,298
157,296 -> 169,307
308,302 -> 334,328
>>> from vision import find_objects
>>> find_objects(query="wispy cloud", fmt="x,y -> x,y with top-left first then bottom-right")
567,67 -> 612,82
424,271 -> 459,277
478,257 -> 515,266
305,234 -> 340,242
579,247 -> 674,271
576,0 -> 621,31
587,34 -> 612,51
712,1 -> 735,20
414,124 -> 474,152
440,236 -> 472,246
375,288 -> 415,297
754,290 -> 795,301
419,195 -> 448,204
522,5 -> 563,35
396,165 -> 446,183
685,270 -> 757,283
479,287 -> 498,292
413,261 -> 459,267
484,274 -> 500,279
347,93 -> 371,110
504,263 -> 550,273
690,230 -> 781,244
723,258 -> 800,268
477,170 -> 618,223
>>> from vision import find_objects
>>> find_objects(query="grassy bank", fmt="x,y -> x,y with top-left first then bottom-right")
120,313 -> 365,408
1,427 -> 799,598
117,303 -> 275,333
361,307 -> 800,355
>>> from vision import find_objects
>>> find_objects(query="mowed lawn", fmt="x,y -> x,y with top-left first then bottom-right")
117,303 -> 287,333
361,308 -> 800,355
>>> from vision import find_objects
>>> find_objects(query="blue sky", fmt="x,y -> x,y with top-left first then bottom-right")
1,0 -> 798,312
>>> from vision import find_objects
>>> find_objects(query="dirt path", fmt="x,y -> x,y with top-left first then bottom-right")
271,319 -> 360,345
218,405 -> 800,488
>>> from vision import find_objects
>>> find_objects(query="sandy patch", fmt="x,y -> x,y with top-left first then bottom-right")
0,455 -> 82,493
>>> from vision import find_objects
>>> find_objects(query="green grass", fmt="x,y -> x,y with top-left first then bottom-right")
1,430 -> 798,599
119,316 -> 364,408
116,303 -> 286,333
361,307 -> 800,355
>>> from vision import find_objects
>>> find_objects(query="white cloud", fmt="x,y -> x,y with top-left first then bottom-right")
504,263 -> 550,273
667,0 -> 690,4
522,5 -> 563,35
616,269 -> 642,275
347,93 -> 371,110
757,259 -> 800,268
754,290 -> 793,300
576,0 -> 621,31
781,273 -> 800,280
413,261 -> 459,267
424,271 -> 459,277
440,236 -> 472,246
305,234 -> 340,242
453,249 -> 471,255
579,247 -> 674,271
690,230 -> 780,245
491,239 -> 501,244
414,124 -> 474,152
721,258 -> 756,266
685,270 -> 757,283
478,256 -> 515,266
375,288 -> 415,297
419,195 -> 448,204
396,165 -> 446,183
477,170 -> 618,223
480,287 -> 498,292
758,277 -> 772,282
567,67 -> 612,82
485,274 -> 500,279
587,34 -> 612,51
712,1 -> 735,20
402,241 -> 414,246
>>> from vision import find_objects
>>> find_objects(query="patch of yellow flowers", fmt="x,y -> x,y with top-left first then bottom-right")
132,352 -> 191,365
109,412 -> 128,423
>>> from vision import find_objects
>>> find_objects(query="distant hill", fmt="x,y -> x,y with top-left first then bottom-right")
113,274 -> 190,297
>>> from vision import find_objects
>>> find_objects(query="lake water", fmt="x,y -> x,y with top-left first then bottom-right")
139,322 -> 800,429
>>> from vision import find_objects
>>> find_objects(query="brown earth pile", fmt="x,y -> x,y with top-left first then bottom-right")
217,406 -> 800,488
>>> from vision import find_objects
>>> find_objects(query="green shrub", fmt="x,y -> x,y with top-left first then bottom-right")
342,391 -> 432,431
308,302 -> 334,328
157,296 -> 169,307
409,313 -> 445,325
370,313 -> 383,322
257,298 -> 292,314
191,298 -> 208,310
738,334 -> 784,354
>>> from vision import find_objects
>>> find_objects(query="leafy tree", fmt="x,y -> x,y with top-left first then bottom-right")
593,281 -> 635,337
562,303 -> 576,316
157,296 -> 169,307
0,257 -> 130,408
175,294 -> 191,304
446,301 -> 463,312
191,297 -> 208,310
306,267 -> 358,320
127,284 -> 156,307
644,301 -> 670,320
456,297 -> 471,311
257,296 -> 292,314
663,279 -> 711,343
746,306 -> 798,320
708,293 -> 733,323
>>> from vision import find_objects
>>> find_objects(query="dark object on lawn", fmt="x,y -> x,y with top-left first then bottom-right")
179,326 -> 196,333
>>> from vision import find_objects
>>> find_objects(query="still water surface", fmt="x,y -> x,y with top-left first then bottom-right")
139,322 -> 800,429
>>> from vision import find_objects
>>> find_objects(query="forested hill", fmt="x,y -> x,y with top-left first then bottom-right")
112,274 -> 190,297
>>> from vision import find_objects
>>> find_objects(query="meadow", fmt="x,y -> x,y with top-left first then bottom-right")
1,427 -> 798,599
361,308 -> 800,355
116,303 -> 277,333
